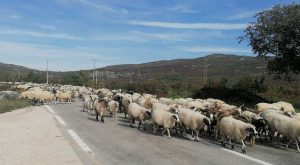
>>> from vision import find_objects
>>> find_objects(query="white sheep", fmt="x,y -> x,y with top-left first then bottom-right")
255,102 -> 295,114
174,98 -> 189,107
56,91 -> 72,104
151,108 -> 179,138
178,108 -> 211,141
219,116 -> 257,154
159,97 -> 174,105
107,100 -> 119,118
273,101 -> 295,114
93,98 -> 108,123
121,95 -> 133,118
127,103 -> 151,130
261,110 -> 300,152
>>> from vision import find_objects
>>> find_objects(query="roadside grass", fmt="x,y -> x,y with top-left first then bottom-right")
0,98 -> 31,114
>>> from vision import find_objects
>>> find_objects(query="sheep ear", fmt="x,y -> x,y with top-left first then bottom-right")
172,115 -> 178,121
203,118 -> 210,126
146,111 -> 151,117
239,103 -> 245,109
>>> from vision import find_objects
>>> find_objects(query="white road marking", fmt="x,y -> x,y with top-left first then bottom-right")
221,148 -> 273,165
68,129 -> 94,154
55,116 -> 67,126
45,105 -> 56,114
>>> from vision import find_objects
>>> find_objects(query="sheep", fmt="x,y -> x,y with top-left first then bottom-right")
219,116 -> 257,154
127,103 -> 152,130
178,108 -> 211,141
143,93 -> 156,99
112,93 -> 123,113
206,98 -> 225,105
107,100 -> 119,118
151,102 -> 179,114
273,101 -> 295,114
131,93 -> 142,103
151,108 -> 179,138
93,98 -> 108,123
263,111 -> 300,152
56,91 -> 72,103
159,97 -> 174,105
242,110 -> 267,144
174,98 -> 189,107
121,95 -> 133,118
293,113 -> 300,121
255,102 -> 295,114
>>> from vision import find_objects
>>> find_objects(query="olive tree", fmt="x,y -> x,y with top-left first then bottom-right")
239,3 -> 300,81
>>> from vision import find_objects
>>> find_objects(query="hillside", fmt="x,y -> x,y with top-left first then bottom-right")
96,54 -> 269,83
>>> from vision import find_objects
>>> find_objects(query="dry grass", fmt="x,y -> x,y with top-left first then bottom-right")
0,98 -> 31,114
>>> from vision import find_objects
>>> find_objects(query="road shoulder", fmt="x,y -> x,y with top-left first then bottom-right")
0,106 -> 83,165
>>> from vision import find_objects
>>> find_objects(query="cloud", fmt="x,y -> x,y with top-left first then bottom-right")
228,10 -> 258,20
180,46 -> 251,53
0,29 -> 81,40
38,24 -> 57,30
129,21 -> 247,30
0,41 -> 114,71
169,4 -> 201,13
7,14 -> 22,20
76,0 -> 128,14
93,30 -> 226,42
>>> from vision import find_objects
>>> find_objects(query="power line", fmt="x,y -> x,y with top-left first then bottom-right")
46,59 -> 49,84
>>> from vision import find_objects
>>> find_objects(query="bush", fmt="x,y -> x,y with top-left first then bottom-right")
0,98 -> 30,114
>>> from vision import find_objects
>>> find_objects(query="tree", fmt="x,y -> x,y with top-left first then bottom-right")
239,3 -> 300,81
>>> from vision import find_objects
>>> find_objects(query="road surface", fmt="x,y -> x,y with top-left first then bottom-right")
46,100 -> 300,165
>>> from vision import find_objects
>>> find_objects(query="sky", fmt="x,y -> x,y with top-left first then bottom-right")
0,0 -> 297,71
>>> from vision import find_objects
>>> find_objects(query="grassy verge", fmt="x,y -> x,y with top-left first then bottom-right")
0,99 -> 31,114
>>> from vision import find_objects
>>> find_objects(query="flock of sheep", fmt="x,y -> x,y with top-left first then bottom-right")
13,82 -> 300,154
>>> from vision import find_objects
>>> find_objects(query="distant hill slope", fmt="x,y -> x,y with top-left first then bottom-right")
0,53 -> 297,85
96,54 -> 269,83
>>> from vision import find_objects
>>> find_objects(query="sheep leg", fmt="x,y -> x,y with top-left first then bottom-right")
153,123 -> 157,135
95,112 -> 99,121
194,130 -> 199,142
130,117 -> 134,128
101,115 -> 104,123
138,121 -> 141,130
162,128 -> 166,136
229,138 -> 234,150
295,138 -> 300,152
167,128 -> 171,139
143,121 -> 146,131
241,140 -> 246,154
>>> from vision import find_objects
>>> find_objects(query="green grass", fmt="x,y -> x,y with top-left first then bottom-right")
0,98 -> 31,114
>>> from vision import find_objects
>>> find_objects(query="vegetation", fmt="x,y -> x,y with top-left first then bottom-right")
0,98 -> 31,114
63,71 -> 90,86
240,3 -> 300,80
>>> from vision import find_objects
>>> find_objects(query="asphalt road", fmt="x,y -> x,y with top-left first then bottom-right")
48,100 -> 300,165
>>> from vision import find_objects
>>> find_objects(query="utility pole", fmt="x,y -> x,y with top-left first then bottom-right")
203,58 -> 206,86
46,59 -> 49,84
92,58 -> 97,88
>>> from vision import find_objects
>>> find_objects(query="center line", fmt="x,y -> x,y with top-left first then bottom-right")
55,116 -> 67,126
45,105 -> 56,114
68,129 -> 94,154
221,148 -> 273,165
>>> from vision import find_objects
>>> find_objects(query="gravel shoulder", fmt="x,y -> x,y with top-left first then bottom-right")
0,106 -> 82,165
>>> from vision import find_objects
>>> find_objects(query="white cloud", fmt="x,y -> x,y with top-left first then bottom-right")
7,14 -> 22,20
180,46 -> 251,53
93,30 -> 226,42
0,29 -> 81,40
38,24 -> 57,30
76,0 -> 128,14
0,41 -> 114,71
169,4 -> 201,13
129,21 -> 247,30
228,10 -> 258,20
